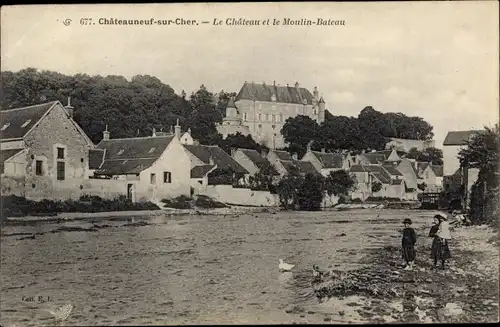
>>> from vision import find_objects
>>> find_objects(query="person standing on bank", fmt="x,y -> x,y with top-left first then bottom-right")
429,213 -> 452,270
402,218 -> 417,270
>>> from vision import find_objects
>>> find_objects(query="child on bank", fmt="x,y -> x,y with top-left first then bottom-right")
401,218 -> 417,270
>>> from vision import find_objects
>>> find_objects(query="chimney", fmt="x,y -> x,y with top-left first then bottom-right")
174,118 -> 181,140
152,127 -> 156,137
230,147 -> 237,156
321,148 -> 326,153
295,82 -> 299,88
209,155 -> 214,165
65,96 -> 74,118
361,149 -> 366,154
261,148 -> 269,158
169,125 -> 173,134
292,153 -> 298,160
187,127 -> 191,135
103,125 -> 110,140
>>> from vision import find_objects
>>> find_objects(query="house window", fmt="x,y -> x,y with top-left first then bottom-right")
56,162 -> 65,180
243,113 -> 248,121
35,160 -> 43,176
163,171 -> 172,183
1,123 -> 10,131
150,173 -> 156,184
57,147 -> 65,159
21,119 -> 32,128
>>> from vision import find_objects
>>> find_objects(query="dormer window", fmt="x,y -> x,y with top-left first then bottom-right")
1,123 -> 10,131
117,149 -> 124,155
302,99 -> 308,105
21,119 -> 32,128
148,147 -> 156,154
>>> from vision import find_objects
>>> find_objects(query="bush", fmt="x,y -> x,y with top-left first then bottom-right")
194,195 -> 228,208
0,195 -> 160,218
365,196 -> 401,202
161,195 -> 193,209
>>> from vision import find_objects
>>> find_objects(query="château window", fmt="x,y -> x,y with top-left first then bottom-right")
258,113 -> 262,121
163,171 -> 172,183
243,113 -> 247,121
272,114 -> 276,122
279,113 -> 283,122
150,173 -> 156,184
35,160 -> 43,176
265,114 -> 269,121
56,162 -> 65,180
57,147 -> 65,159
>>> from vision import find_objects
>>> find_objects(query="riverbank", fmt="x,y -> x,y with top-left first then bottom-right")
309,224 -> 499,323
2,205 -> 277,225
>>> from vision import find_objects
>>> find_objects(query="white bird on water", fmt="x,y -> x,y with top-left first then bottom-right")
279,259 -> 295,272
46,304 -> 73,321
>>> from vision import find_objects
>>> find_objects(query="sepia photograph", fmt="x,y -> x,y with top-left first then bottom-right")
1,2 -> 499,325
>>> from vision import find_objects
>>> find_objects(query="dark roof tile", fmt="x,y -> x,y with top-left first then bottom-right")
95,158 -> 157,175
443,130 -> 482,146
97,136 -> 174,160
431,165 -> 444,177
311,151 -> 343,169
382,164 -> 403,176
235,82 -> 314,105
0,101 -> 57,139
184,145 -> 248,174
89,149 -> 105,169
240,149 -> 279,175
191,164 -> 216,178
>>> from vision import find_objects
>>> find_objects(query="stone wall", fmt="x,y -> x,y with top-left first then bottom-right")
197,185 -> 279,207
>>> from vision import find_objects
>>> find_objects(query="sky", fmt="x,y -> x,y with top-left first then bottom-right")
2,2 -> 499,148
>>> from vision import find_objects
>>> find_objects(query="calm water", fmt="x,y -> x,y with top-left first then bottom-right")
1,209 -> 433,326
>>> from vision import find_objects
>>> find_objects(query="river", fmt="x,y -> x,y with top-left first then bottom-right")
1,209 -> 431,326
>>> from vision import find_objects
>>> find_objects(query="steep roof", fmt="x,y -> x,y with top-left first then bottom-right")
96,158 -> 157,175
240,148 -> 279,175
310,151 -> 343,169
97,136 -> 174,160
273,150 -> 293,161
349,164 -> 369,173
184,144 -> 248,174
431,165 -> 444,177
0,102 -> 57,139
95,135 -> 174,174
191,164 -> 216,178
89,149 -> 106,169
235,82 -> 314,105
0,149 -> 24,173
372,172 -> 391,184
443,130 -> 482,146
382,164 -> 403,176
294,160 -> 319,175
391,179 -> 404,185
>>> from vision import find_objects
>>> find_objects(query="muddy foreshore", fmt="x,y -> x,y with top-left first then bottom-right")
310,224 -> 499,323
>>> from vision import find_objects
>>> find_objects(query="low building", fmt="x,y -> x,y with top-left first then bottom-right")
231,148 -> 279,177
1,100 -> 95,200
350,164 -> 407,200
93,122 -> 191,201
183,143 -> 249,192
301,147 -> 354,176
442,130 -> 481,177
416,162 -> 444,192
356,149 -> 402,165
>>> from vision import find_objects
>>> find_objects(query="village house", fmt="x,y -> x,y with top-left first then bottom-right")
216,81 -> 326,149
231,148 -> 280,180
0,100 -> 96,200
265,149 -> 319,177
182,143 -> 249,193
356,148 -> 403,165
92,121 -> 191,201
301,146 -> 354,176
395,158 -> 419,200
349,164 -> 407,201
416,162 -> 444,192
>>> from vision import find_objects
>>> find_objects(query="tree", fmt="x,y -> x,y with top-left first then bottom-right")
372,181 -> 383,193
277,168 -> 303,210
458,125 -> 499,225
296,173 -> 326,211
407,147 -> 443,165
281,115 -> 320,154
324,170 -> 357,197
218,132 -> 263,154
